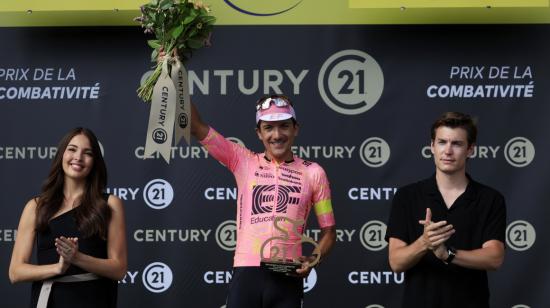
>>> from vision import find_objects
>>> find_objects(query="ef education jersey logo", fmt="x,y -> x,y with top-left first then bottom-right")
224,0 -> 303,16
252,185 -> 301,215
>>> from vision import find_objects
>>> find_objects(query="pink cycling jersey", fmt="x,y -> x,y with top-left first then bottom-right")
200,127 -> 335,267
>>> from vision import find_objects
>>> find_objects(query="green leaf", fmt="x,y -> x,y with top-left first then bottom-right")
150,49 -> 159,62
187,38 -> 204,49
192,8 -> 199,16
160,0 -> 173,10
157,13 -> 165,26
147,39 -> 161,49
187,27 -> 198,38
202,16 -> 216,25
170,24 -> 184,39
147,11 -> 157,23
182,15 -> 196,25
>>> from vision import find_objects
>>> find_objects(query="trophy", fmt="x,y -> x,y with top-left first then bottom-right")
260,216 -> 321,275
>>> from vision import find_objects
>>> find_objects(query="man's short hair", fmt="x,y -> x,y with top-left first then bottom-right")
431,112 -> 477,146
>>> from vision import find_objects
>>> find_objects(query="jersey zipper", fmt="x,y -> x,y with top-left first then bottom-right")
271,162 -> 280,258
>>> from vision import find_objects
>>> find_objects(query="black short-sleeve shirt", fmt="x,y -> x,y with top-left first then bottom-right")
385,174 -> 506,308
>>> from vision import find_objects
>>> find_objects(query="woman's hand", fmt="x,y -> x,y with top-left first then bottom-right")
56,255 -> 70,275
55,237 -> 79,265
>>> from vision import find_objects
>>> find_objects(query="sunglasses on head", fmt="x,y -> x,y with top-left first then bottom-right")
255,95 -> 293,111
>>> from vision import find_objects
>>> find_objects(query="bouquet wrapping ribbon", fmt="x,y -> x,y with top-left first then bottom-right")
144,57 -> 191,163
171,58 -> 192,146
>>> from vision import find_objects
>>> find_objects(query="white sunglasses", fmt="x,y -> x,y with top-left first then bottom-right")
255,97 -> 292,111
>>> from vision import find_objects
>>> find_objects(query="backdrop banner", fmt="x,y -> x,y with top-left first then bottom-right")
0,25 -> 547,308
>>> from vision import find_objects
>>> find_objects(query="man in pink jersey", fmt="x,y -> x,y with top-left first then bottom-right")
190,95 -> 336,308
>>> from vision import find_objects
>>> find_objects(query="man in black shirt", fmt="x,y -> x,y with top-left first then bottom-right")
385,112 -> 506,308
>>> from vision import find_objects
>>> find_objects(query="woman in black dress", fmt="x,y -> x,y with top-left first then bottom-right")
9,127 -> 127,308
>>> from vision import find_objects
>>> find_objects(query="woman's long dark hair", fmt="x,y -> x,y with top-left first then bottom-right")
36,128 -> 111,238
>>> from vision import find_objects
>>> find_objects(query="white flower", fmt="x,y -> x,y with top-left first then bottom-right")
189,0 -> 211,12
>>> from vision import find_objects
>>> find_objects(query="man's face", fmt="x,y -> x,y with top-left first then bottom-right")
430,126 -> 474,175
256,119 -> 298,162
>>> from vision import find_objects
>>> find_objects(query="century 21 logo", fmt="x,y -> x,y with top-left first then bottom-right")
142,262 -> 173,293
506,220 -> 536,251
143,179 -> 174,210
504,137 -> 535,167
360,220 -> 387,251
359,137 -> 391,168
216,220 -> 237,251
318,50 -> 384,115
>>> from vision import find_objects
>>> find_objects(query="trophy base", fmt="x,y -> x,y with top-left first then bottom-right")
261,259 -> 302,274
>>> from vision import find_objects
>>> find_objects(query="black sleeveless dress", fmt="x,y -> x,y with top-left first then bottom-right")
30,203 -> 118,308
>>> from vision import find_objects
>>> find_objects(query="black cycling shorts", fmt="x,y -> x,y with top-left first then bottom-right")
226,267 -> 303,308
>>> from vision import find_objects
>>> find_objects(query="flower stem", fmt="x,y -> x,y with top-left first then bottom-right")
137,62 -> 163,103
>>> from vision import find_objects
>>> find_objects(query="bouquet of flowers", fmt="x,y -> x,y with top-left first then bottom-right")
136,0 -> 215,103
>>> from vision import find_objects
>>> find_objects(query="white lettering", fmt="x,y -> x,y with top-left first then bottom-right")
0,229 -> 17,241
348,187 -> 397,201
205,187 -> 237,200
348,271 -> 404,284
291,146 -> 355,159
204,271 -> 232,284
135,146 -> 209,160
119,271 -> 139,284
133,229 -> 211,242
